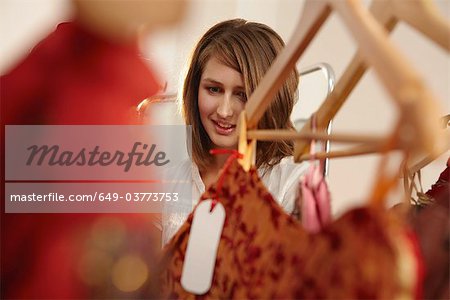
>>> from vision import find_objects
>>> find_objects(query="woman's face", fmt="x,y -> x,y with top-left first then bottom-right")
198,56 -> 247,149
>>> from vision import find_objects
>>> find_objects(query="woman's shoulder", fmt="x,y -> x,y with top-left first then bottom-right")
259,156 -> 308,187
265,156 -> 309,176
258,156 -> 309,211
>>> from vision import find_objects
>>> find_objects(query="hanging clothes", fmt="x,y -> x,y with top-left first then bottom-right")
1,20 -> 161,299
161,157 -> 309,246
297,162 -> 332,233
160,159 -> 422,299
425,157 -> 449,202
296,113 -> 332,233
409,157 -> 449,300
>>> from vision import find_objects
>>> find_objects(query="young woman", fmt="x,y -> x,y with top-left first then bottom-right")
162,18 -> 309,245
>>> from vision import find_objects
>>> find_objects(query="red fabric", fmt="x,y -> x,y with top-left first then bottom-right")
425,157 -> 449,206
161,160 -> 420,299
412,157 -> 450,299
2,21 -> 159,125
1,21 -> 160,298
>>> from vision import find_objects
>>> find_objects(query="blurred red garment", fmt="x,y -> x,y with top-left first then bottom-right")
425,157 -> 449,203
2,21 -> 159,125
1,21 -> 160,299
412,157 -> 449,299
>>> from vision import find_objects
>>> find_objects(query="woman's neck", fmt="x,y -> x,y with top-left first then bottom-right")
199,153 -> 232,190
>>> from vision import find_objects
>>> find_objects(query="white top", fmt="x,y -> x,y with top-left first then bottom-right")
161,156 -> 309,246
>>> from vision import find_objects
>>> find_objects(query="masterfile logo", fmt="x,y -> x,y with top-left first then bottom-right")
26,142 -> 170,172
5,125 -> 189,180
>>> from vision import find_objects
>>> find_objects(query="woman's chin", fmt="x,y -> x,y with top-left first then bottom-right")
211,141 -> 237,150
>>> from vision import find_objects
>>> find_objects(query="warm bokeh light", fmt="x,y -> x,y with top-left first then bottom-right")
112,254 -> 149,292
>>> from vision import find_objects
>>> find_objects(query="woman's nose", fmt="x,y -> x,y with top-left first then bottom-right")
216,94 -> 233,118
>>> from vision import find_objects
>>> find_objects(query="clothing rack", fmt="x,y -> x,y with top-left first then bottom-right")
243,0 -> 447,165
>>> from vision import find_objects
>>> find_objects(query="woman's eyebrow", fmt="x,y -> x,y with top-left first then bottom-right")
202,78 -> 222,85
202,78 -> 245,90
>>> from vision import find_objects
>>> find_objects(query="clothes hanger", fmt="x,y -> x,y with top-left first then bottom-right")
314,0 -> 443,157
242,0 -> 445,205
292,0 -> 450,160
247,129 -> 384,144
298,119 -> 449,163
242,0 -> 363,162
245,1 -> 330,129
241,0 -> 385,160
370,0 -> 450,52
237,112 -> 256,171
407,115 -> 450,174
403,164 -> 434,209
299,143 -> 388,161
244,0 -> 444,162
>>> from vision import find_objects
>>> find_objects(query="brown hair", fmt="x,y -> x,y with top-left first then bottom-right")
181,18 -> 299,172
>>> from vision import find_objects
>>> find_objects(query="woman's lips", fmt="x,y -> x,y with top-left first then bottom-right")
213,120 -> 235,135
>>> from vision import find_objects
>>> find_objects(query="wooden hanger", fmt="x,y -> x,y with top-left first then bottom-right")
244,0 -> 444,162
299,143 -> 389,161
237,112 -> 256,171
292,0 -> 449,160
246,129 -> 385,144
296,116 -> 449,164
407,116 -> 450,174
296,115 -> 449,170
245,1 -> 330,129
407,142 -> 450,174
370,0 -> 450,52
242,0 -> 446,205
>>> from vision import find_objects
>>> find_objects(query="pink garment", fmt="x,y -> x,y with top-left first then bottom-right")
300,162 -> 331,233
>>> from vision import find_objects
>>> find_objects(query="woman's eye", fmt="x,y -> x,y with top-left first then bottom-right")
236,91 -> 247,101
207,87 -> 221,94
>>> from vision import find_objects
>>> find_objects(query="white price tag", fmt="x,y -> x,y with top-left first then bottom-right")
181,199 -> 225,295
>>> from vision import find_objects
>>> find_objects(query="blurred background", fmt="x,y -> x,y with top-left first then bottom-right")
1,0 -> 449,222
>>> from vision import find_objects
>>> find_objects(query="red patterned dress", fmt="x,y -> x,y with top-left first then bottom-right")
161,160 -> 422,299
